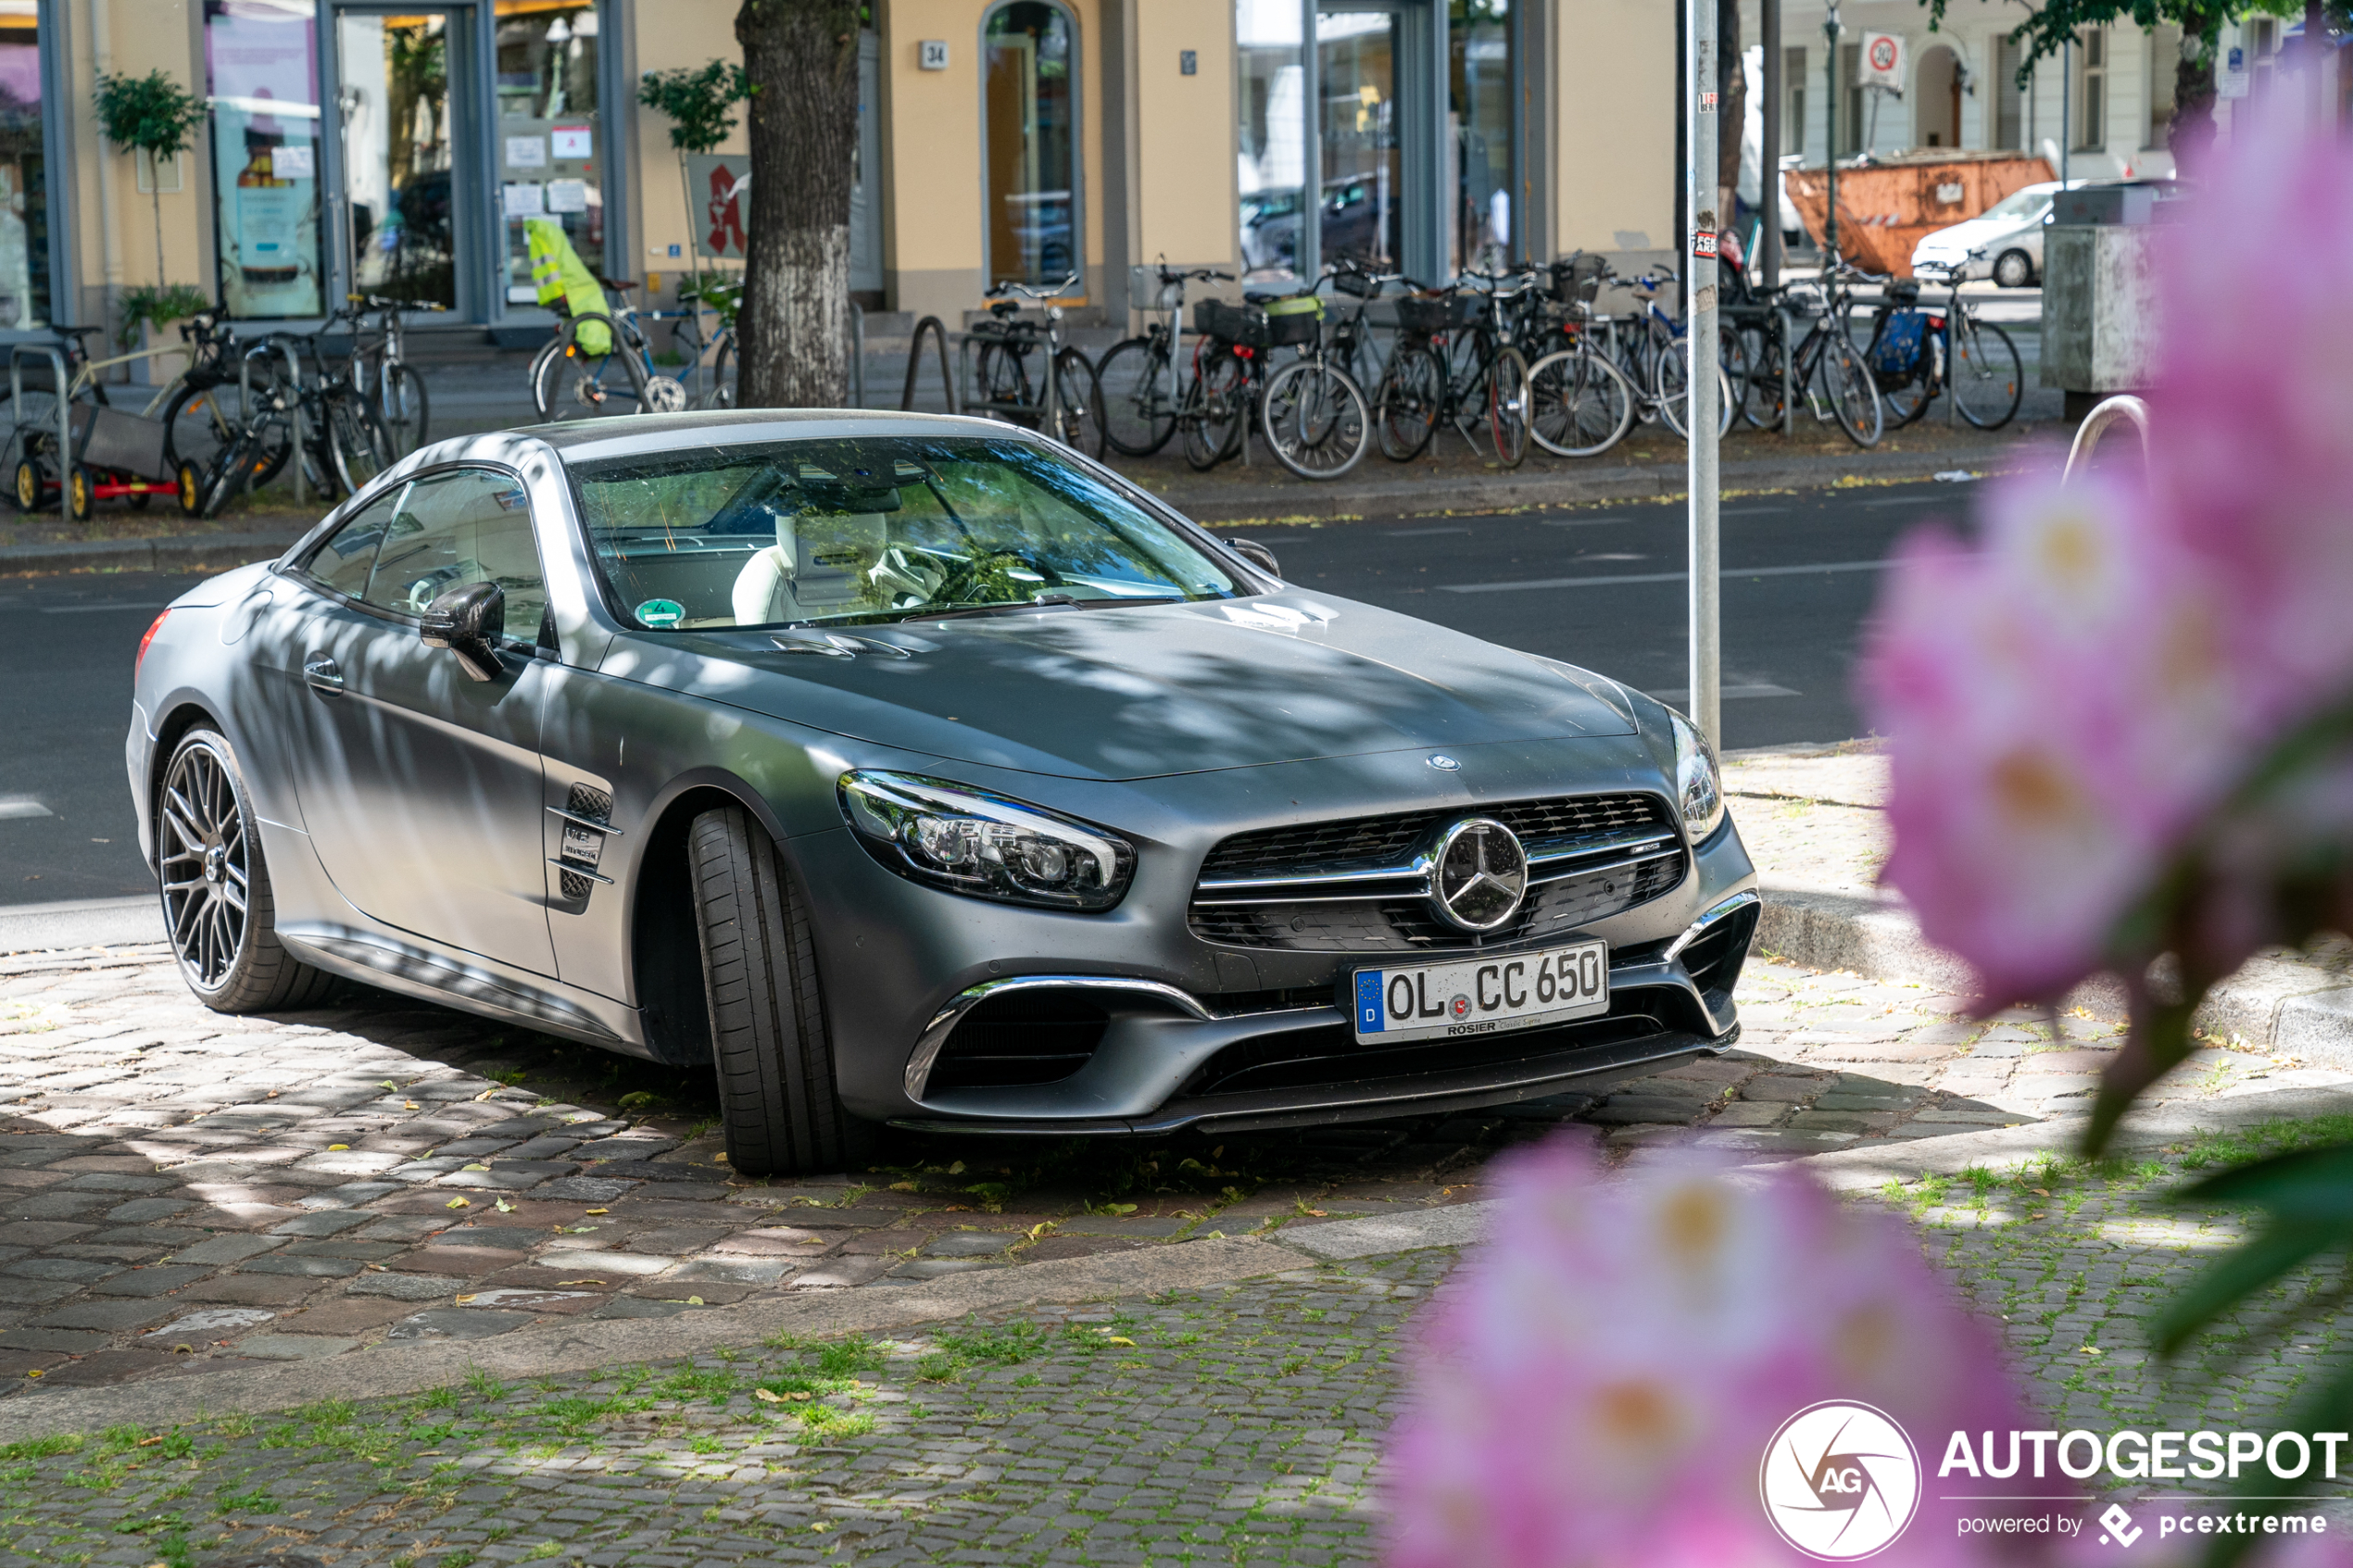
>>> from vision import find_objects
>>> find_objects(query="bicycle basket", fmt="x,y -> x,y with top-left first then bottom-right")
1262,294 -> 1323,347
1549,253 -> 1610,306
1394,293 -> 1474,336
1870,309 -> 1929,378
1194,297 -> 1269,348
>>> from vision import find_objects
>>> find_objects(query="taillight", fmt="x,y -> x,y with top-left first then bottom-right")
136,608 -> 170,678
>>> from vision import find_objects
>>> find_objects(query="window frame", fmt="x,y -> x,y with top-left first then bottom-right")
975,0 -> 1085,294
0,0 -> 81,340
2075,27 -> 2107,152
284,460 -> 551,648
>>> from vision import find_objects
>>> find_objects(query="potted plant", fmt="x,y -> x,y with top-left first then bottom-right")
638,58 -> 751,307
117,283 -> 213,385
94,69 -> 209,383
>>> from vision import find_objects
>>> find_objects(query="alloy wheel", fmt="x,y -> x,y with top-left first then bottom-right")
159,740 -> 250,989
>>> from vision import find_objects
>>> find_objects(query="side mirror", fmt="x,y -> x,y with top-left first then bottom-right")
1226,537 -> 1281,580
421,582 -> 506,682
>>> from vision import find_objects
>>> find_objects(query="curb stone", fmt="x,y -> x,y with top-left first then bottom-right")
0,530 -> 303,577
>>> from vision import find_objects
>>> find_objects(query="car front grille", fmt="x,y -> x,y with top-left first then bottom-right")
1188,793 -> 1685,953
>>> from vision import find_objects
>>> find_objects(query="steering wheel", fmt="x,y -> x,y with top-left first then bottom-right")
930,548 -> 1067,607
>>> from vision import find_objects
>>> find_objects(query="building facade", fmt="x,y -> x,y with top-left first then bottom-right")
8,0 -> 1701,346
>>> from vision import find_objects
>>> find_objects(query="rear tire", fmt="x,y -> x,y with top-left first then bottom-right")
1096,336 -> 1178,456
379,363 -> 430,454
687,805 -> 872,1178
1993,249 -> 2034,289
158,728 -> 334,1013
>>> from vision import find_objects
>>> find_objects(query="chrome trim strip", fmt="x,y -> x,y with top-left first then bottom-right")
547,807 -> 623,835
1525,847 -> 1685,888
1193,829 -> 1678,898
547,858 -> 614,886
1663,889 -> 1762,964
907,975 -> 1213,1100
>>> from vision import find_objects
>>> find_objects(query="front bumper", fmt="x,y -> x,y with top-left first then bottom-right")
796,758 -> 1760,1133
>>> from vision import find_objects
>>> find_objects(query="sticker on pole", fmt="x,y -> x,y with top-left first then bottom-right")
1699,90 -> 1718,111
1692,230 -> 1719,260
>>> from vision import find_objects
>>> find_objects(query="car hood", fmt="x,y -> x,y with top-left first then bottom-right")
600,591 -> 1640,782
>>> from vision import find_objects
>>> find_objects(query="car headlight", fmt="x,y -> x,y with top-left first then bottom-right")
1669,711 -> 1726,841
838,771 -> 1135,911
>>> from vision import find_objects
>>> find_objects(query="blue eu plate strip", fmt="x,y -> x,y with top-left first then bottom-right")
1354,971 -> 1384,1034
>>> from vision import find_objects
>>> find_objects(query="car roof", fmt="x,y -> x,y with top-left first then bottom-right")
394,408 -> 1051,475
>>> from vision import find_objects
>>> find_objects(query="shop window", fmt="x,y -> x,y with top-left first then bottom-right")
208,0 -> 326,320
1782,46 -> 1806,157
496,0 -> 601,306
983,2 -> 1077,288
1236,0 -> 1302,282
1449,0 -> 1510,272
0,0 -> 46,330
339,12 -> 457,308
1319,12 -> 1400,273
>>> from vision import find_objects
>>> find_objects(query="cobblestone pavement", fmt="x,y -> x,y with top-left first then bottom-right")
10,1129 -> 2353,1567
3,931 -> 2339,1397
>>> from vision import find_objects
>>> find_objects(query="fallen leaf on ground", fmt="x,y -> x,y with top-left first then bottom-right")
1106,1336 -> 1137,1347
327,1144 -> 348,1151
446,1198 -> 470,1209
556,1280 -> 606,1286
585,1208 -> 609,1215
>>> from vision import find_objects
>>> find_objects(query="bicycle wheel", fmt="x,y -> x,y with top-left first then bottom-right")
700,336 -> 737,409
1949,319 -> 2022,431
1818,332 -> 1885,448
1181,351 -> 1248,470
1095,337 -> 1178,456
1737,326 -> 1786,431
1,390 -> 59,499
533,320 -> 647,420
378,363 -> 429,454
1373,345 -> 1443,461
973,340 -> 1035,423
1487,345 -> 1529,468
1527,348 -> 1636,458
1653,340 -> 1737,440
1259,359 -> 1369,481
1047,346 -> 1106,458
327,394 -> 396,496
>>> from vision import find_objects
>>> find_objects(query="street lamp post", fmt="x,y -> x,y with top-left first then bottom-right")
1824,0 -> 1841,265
1688,0 -> 1721,746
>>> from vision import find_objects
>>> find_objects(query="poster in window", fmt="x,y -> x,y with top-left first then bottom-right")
208,2 -> 324,320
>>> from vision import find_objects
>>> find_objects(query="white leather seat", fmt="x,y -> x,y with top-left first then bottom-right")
730,513 -> 895,625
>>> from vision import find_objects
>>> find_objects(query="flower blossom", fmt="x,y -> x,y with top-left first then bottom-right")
1383,1139 -> 2030,1568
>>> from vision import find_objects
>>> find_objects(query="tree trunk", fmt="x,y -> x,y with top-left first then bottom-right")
1718,0 -> 1744,223
152,184 -> 166,288
736,0 -> 861,408
2170,9 -> 2221,169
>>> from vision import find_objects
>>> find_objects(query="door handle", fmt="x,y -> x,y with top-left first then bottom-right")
302,655 -> 345,696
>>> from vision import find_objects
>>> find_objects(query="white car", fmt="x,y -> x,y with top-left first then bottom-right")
1910,182 -> 2064,288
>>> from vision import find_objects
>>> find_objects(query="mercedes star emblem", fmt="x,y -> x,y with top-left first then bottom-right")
1427,754 -> 1462,771
1429,817 -> 1528,932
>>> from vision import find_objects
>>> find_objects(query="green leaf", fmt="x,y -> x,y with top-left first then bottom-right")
2149,1223 -> 2340,1357
2177,1141 -> 2353,1219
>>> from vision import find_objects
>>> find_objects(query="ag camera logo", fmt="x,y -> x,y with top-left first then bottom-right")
1760,1401 -> 1922,1560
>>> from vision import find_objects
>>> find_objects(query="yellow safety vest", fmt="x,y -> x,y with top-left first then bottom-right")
524,218 -> 611,357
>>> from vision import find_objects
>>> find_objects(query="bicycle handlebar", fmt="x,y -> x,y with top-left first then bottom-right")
988,273 -> 1084,300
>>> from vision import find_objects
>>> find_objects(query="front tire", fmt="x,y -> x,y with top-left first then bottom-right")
1993,249 -> 2035,289
157,729 -> 333,1012
1096,336 -> 1178,456
687,805 -> 871,1177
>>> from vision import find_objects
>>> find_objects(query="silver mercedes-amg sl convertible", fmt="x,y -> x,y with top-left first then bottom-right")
126,411 -> 1758,1174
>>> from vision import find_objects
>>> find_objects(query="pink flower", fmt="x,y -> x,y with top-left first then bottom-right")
1861,464 -> 2241,1001
1383,1139 -> 2031,1568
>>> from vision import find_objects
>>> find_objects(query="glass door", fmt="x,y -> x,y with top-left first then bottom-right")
1316,10 -> 1403,271
493,0 -> 602,306
337,9 -> 460,307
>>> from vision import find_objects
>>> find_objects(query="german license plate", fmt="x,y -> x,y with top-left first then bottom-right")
1351,939 -> 1609,1045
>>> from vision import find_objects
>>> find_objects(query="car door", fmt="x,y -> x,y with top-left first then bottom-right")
266,467 -> 560,977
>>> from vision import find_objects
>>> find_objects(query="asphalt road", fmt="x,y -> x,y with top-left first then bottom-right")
1245,476 -> 1977,747
0,478 -> 1980,907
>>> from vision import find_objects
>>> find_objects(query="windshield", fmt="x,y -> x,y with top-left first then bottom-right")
1980,187 -> 2053,222
568,435 -> 1241,631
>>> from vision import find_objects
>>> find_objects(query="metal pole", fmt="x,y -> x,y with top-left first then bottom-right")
1824,4 -> 1841,268
850,304 -> 865,409
1760,0 -> 1781,294
277,342 -> 306,508
1688,0 -> 1721,747
2061,36 -> 2071,189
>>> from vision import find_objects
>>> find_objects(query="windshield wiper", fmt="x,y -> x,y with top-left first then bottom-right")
900,595 -> 1082,622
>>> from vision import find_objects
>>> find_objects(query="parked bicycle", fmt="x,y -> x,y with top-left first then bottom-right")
1732,262 -> 1885,448
1255,271 -> 1374,479
1178,290 -> 1323,471
675,276 -> 741,409
1522,253 -> 1640,458
1583,262 -> 1736,442
1860,250 -> 2023,431
530,276 -> 690,421
338,294 -> 446,454
1097,263 -> 1232,457
964,273 -> 1104,457
1371,270 -> 1532,466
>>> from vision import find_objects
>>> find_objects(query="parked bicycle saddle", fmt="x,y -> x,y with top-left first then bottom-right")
988,300 -> 1023,319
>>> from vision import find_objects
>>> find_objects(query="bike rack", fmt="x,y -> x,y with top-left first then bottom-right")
849,303 -> 865,409
1777,307 -> 1794,438
237,340 -> 306,508
7,344 -> 72,523
2061,395 -> 2151,483
901,316 -> 959,415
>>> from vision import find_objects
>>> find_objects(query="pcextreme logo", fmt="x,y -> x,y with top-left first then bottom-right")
1760,1401 -> 1924,1561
